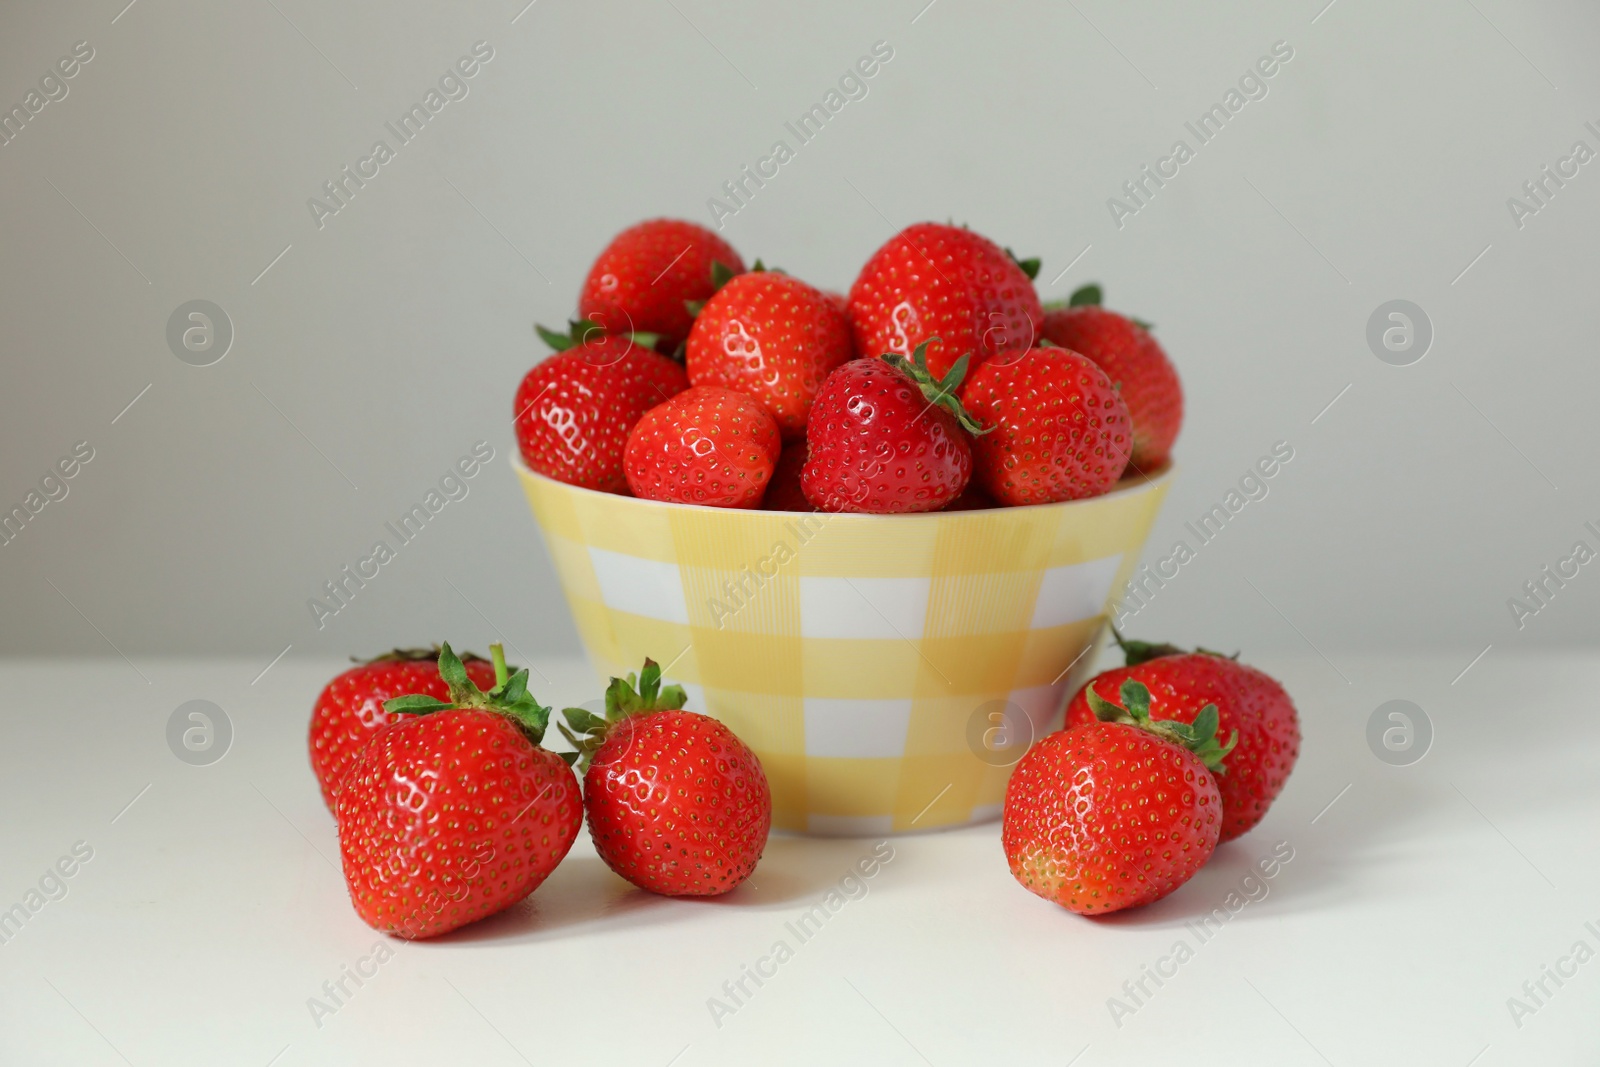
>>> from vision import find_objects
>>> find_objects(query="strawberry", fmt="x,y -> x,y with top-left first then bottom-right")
686,269 -> 853,439
1066,631 -> 1300,841
801,343 -> 983,514
942,483 -> 996,511
959,345 -> 1132,506
761,442 -> 814,512
624,385 -> 781,508
336,644 -> 582,939
515,322 -> 688,493
308,648 -> 499,812
847,222 -> 1043,380
1003,679 -> 1232,915
579,219 -> 745,352
560,659 -> 770,897
1041,284 -> 1182,472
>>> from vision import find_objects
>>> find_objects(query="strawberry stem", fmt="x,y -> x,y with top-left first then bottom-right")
382,641 -> 554,745
557,657 -> 688,773
1085,678 -> 1237,774
879,340 -> 989,436
1110,626 -> 1239,667
354,646 -> 488,665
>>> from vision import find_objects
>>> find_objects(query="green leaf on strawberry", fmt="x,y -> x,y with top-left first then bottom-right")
1069,283 -> 1102,307
536,318 -> 661,353
879,339 -> 990,436
1111,625 -> 1239,666
383,642 -> 553,744
557,657 -> 688,772
1085,678 -> 1238,774
1005,247 -> 1041,281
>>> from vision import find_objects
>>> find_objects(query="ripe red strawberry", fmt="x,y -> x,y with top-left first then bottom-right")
336,644 -> 582,939
686,269 -> 853,439
1003,679 -> 1231,915
960,345 -> 1132,506
761,442 -> 813,512
624,385 -> 781,508
579,219 -> 745,352
560,659 -> 771,896
1066,632 -> 1300,841
1041,284 -> 1182,472
308,648 -> 499,811
515,323 -> 689,493
848,222 -> 1044,379
802,343 -> 982,513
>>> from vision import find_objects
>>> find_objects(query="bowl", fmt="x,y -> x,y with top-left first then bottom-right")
514,459 -> 1172,835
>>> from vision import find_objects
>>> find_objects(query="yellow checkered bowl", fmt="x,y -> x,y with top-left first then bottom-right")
514,459 -> 1171,835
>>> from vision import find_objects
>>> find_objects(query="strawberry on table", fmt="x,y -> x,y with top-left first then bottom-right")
686,268 -> 853,439
1066,631 -> 1300,841
801,342 -> 983,514
960,345 -> 1132,506
560,659 -> 771,897
580,219 -> 745,353
624,385 -> 781,508
1004,679 -> 1232,915
336,644 -> 582,939
308,648 -> 499,811
515,322 -> 689,493
1041,284 -> 1182,473
848,221 -> 1044,379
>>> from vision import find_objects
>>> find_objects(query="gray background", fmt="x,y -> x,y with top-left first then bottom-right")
3,0 -> 1597,666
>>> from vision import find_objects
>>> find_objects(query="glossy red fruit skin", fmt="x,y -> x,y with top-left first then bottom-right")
1066,655 -> 1300,842
1003,722 -> 1221,915
686,272 -> 853,440
1042,306 -> 1182,472
801,358 -> 972,514
514,336 -> 688,493
336,709 -> 582,939
584,710 -> 771,896
624,386 -> 782,508
579,219 -> 745,351
848,222 -> 1043,379
309,658 -> 498,811
761,442 -> 814,512
960,347 -> 1132,506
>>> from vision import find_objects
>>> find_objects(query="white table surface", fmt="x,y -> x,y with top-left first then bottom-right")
1,650 -> 1596,1066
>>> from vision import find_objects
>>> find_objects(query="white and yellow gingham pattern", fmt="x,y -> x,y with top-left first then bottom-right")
516,461 -> 1171,835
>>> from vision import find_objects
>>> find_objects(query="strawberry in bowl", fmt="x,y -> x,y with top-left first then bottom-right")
507,217 -> 1185,834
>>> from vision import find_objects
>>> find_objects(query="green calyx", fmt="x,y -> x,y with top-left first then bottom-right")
1060,284 -> 1154,330
1110,625 -> 1239,667
1085,678 -> 1238,774
686,259 -> 773,317
1005,246 -> 1041,281
354,646 -> 486,665
536,318 -> 661,353
382,642 -> 553,745
556,657 -> 687,773
879,339 -> 989,436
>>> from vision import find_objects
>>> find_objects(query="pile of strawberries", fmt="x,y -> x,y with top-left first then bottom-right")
1003,632 -> 1301,915
515,218 -> 1183,512
296,218 -> 1296,939
309,646 -> 771,938
304,631 -> 1300,935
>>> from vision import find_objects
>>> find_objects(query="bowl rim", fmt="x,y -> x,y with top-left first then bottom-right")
510,454 -> 1174,520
